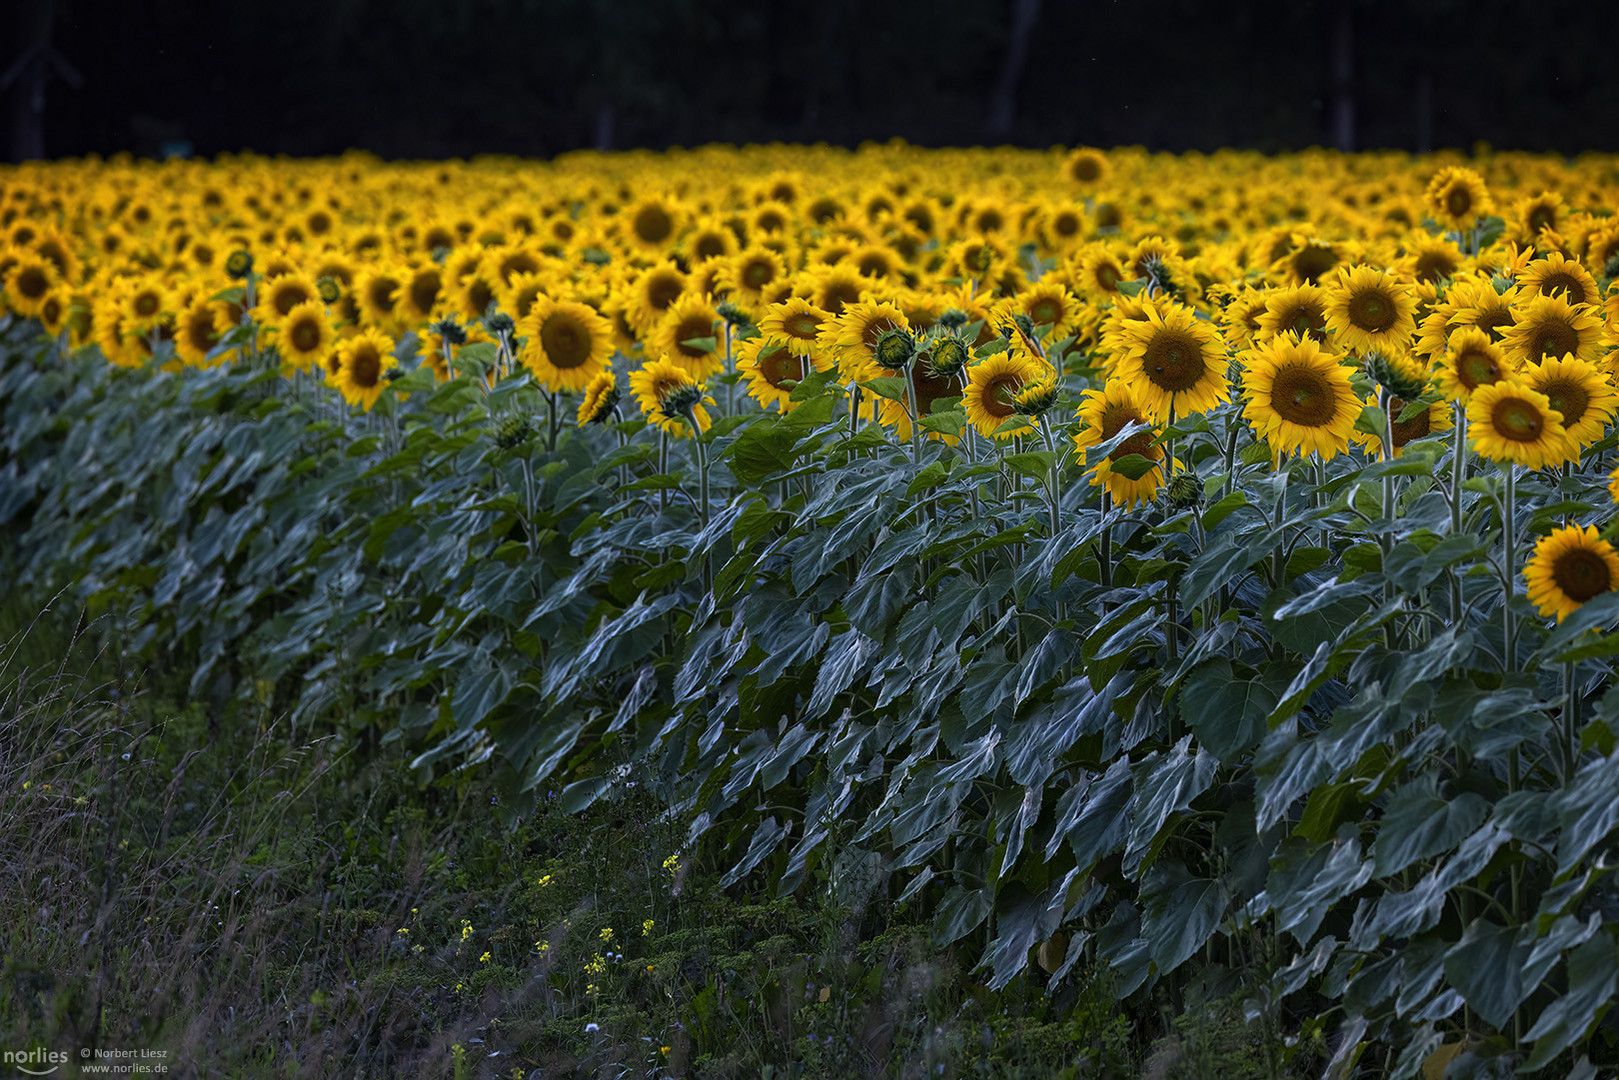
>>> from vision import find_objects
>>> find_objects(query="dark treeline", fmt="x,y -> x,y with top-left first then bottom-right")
7,0 -> 1619,162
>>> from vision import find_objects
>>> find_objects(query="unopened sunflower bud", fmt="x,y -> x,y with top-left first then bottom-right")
1167,472 -> 1201,508
494,414 -> 534,449
225,250 -> 253,279
937,308 -> 969,331
486,308 -> 515,335
715,301 -> 751,328
1364,350 -> 1429,402
1011,377 -> 1059,417
872,326 -> 916,371
434,317 -> 467,346
316,276 -> 342,304
662,381 -> 705,421
431,246 -> 452,265
927,334 -> 970,380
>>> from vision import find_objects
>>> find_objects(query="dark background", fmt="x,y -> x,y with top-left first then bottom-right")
7,0 -> 1619,163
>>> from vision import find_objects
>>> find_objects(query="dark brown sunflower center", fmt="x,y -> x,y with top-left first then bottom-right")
350,346 -> 382,388
673,316 -> 713,358
41,297 -> 62,323
981,375 -> 1023,418
634,206 -> 673,244
755,210 -> 785,233
760,347 -> 804,389
857,253 -> 891,277
288,317 -> 321,353
821,283 -> 860,316
1531,321 -> 1579,363
1143,329 -> 1208,392
1096,264 -> 1122,291
1539,272 -> 1590,305
1348,291 -> 1396,333
1475,310 -> 1513,339
1528,206 -> 1556,233
1390,398 -> 1431,446
912,367 -> 957,415
1095,204 -> 1122,228
743,259 -> 775,288
1457,348 -> 1502,390
1283,304 -> 1328,341
1553,549 -> 1613,602
1030,299 -> 1060,324
695,234 -> 726,259
186,310 -> 219,351
1271,365 -> 1338,427
1539,378 -> 1587,427
1491,397 -> 1544,442
366,279 -> 397,314
541,314 -> 591,367
1414,252 -> 1458,284
1100,406 -> 1156,461
1293,247 -> 1338,283
410,271 -> 441,314
785,313 -> 821,339
500,253 -> 539,284
133,290 -> 161,317
1071,156 -> 1102,183
975,209 -> 1004,232
467,280 -> 494,316
1445,187 -> 1473,218
647,274 -> 684,312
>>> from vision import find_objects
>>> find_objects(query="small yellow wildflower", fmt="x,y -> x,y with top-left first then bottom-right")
642,919 -> 655,936
479,951 -> 491,963
599,927 -> 614,943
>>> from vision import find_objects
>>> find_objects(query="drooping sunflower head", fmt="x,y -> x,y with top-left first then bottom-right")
1324,266 -> 1417,354
576,370 -> 620,426
1425,166 -> 1494,230
1240,333 -> 1360,460
1500,292 -> 1604,367
1466,378 -> 1575,469
1525,524 -> 1619,622
518,296 -> 613,392
1072,380 -> 1166,509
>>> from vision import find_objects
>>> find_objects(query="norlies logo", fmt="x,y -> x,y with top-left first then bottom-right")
3,1047 -> 67,1076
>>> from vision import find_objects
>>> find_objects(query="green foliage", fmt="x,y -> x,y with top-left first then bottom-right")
4,309 -> 1619,1075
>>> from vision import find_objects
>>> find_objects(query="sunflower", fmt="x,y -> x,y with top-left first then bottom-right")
849,243 -> 904,282
650,295 -> 724,378
576,370 -> 620,425
451,266 -> 501,323
825,301 -> 909,381
1435,326 -> 1516,402
121,278 -> 173,331
757,297 -> 833,358
1425,166 -> 1494,230
1524,525 -> 1619,622
1216,285 -> 1271,351
1398,236 -> 1468,286
501,271 -> 552,322
684,216 -> 740,263
1072,245 -> 1130,301
1524,354 -> 1616,451
879,354 -> 964,442
1414,278 -> 1517,357
1324,266 -> 1417,354
1517,252 -> 1600,307
36,290 -> 69,337
717,247 -> 787,310
629,358 -> 712,435
277,300 -> 335,370
806,264 -> 869,316
1255,283 -> 1334,349
1352,390 -> 1453,459
1466,379 -> 1575,469
4,255 -> 58,318
1514,191 -> 1567,242
962,349 -> 1041,439
624,261 -> 689,334
331,328 -> 396,411
1072,381 -> 1168,508
1112,298 -> 1229,423
1063,147 -> 1110,188
621,195 -> 684,254
1499,293 -> 1604,366
737,337 -> 809,412
399,263 -> 445,324
1011,280 -> 1081,339
355,265 -> 404,329
1241,334 -> 1360,460
518,297 -> 613,392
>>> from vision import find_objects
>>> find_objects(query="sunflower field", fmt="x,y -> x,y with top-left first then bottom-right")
6,143 -> 1619,1076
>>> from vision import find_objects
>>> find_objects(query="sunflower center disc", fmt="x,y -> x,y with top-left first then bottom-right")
1534,323 -> 1579,362
542,317 -> 589,367
1553,549 -> 1612,602
1145,331 -> 1203,392
1492,399 -> 1543,441
1350,293 -> 1394,332
1272,366 -> 1336,427
1544,380 -> 1589,427
1459,351 -> 1500,390
787,315 -> 819,339
352,348 -> 381,388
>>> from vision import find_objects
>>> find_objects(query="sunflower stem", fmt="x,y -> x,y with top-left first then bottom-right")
848,383 -> 862,441
1450,400 -> 1469,623
1098,488 -> 1113,592
546,390 -> 559,454
1503,465 -> 1517,671
689,419 -> 712,595
723,322 -> 735,416
658,428 -> 669,515
901,359 -> 922,466
1563,660 -> 1580,782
